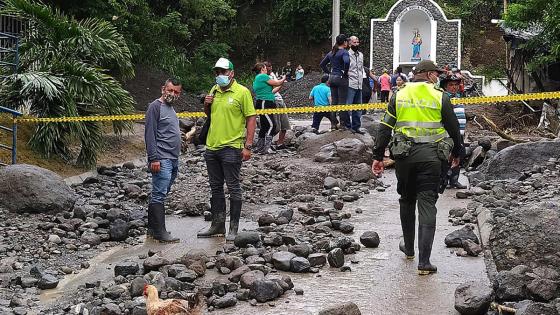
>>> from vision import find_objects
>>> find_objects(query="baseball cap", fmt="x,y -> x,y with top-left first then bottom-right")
214,58 -> 234,70
415,60 -> 444,73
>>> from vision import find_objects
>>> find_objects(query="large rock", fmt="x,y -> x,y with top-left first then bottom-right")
272,251 -> 296,271
109,219 -> 129,241
0,164 -> 77,213
290,257 -> 311,273
527,278 -> 558,302
318,302 -> 362,315
350,163 -> 375,183
315,138 -> 373,164
480,140 -> 560,180
360,231 -> 380,248
234,232 -> 261,248
213,292 -> 237,309
445,225 -> 480,247
493,270 -> 529,301
114,261 -> 139,277
37,274 -> 59,289
454,281 -> 494,315
240,270 -> 264,289
327,248 -> 345,268
249,279 -> 283,303
514,300 -> 558,315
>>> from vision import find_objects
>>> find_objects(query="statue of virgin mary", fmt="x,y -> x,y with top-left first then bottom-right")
411,29 -> 422,61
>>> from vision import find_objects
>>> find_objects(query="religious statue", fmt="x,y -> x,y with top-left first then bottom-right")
411,29 -> 422,61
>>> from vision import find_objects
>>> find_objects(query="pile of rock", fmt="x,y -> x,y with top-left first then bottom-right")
454,140 -> 560,314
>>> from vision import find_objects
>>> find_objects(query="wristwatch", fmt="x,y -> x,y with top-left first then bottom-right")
244,143 -> 253,150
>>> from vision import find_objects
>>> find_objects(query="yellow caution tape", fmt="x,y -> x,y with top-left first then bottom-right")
12,91 -> 560,123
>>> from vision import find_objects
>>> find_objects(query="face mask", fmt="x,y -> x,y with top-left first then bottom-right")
351,45 -> 359,51
216,75 -> 230,87
163,93 -> 179,104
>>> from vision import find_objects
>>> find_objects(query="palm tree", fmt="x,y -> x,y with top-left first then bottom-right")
0,0 -> 136,166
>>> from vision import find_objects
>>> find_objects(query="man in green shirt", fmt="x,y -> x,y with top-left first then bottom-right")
197,58 -> 257,241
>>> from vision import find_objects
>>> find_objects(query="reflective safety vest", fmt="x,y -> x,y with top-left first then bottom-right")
394,82 -> 448,143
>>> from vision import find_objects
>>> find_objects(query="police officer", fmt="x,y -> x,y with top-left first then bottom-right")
372,60 -> 464,275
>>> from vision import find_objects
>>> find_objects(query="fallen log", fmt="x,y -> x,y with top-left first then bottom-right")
481,114 -> 525,143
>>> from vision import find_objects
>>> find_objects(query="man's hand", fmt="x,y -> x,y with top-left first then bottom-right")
450,156 -> 461,169
204,95 -> 214,106
149,161 -> 160,173
372,160 -> 384,177
241,148 -> 252,161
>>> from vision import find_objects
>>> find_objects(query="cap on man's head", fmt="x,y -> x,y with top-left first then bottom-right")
214,58 -> 234,70
415,60 -> 444,74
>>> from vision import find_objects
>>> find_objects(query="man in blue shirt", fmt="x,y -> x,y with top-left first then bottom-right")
310,75 -> 338,132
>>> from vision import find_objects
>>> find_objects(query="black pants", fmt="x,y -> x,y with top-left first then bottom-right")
380,90 -> 390,102
328,74 -> 350,127
311,111 -> 338,129
256,99 -> 277,138
204,147 -> 243,201
395,143 -> 442,227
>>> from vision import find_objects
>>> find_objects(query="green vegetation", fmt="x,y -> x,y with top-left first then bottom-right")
504,0 -> 560,70
0,0 -> 135,166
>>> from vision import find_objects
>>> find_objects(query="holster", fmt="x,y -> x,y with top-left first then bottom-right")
389,133 -> 413,159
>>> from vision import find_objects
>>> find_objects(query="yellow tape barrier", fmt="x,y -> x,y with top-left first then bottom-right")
12,91 -> 560,123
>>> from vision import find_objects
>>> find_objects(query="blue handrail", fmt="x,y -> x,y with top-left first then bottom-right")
0,106 -> 22,165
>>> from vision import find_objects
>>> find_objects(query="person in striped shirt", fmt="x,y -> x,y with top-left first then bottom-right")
440,73 -> 467,189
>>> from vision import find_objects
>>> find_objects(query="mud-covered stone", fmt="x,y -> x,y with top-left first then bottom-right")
454,281 -> 493,315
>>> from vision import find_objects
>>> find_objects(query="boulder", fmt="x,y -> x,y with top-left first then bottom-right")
272,251 -> 296,271
290,257 -> 311,273
109,219 -> 129,241
37,274 -> 59,289
249,279 -> 283,303
350,163 -> 375,182
454,281 -> 494,315
480,140 -> 560,180
143,256 -> 169,273
445,225 -> 480,247
213,292 -> 237,309
493,270 -> 529,301
514,300 -> 558,315
318,302 -> 362,315
0,164 -> 77,213
360,231 -> 380,248
240,270 -> 264,289
114,261 -> 139,277
324,177 -> 340,189
234,232 -> 261,248
327,248 -> 345,268
527,278 -> 558,302
308,253 -> 327,267
462,239 -> 483,257
257,214 -> 276,227
81,232 -> 101,246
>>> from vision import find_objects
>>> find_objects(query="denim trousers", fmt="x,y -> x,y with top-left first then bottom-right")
329,74 -> 350,128
204,147 -> 243,201
150,159 -> 179,205
346,87 -> 362,130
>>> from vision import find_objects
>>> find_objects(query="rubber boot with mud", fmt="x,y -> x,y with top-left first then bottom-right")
253,137 -> 265,154
146,204 -> 155,239
417,224 -> 437,275
197,197 -> 226,238
151,203 -> 180,243
399,199 -> 416,259
226,199 -> 242,241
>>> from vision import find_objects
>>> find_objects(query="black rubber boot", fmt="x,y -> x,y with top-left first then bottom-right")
418,224 -> 437,275
151,203 -> 179,243
197,197 -> 226,238
146,204 -> 155,239
226,199 -> 242,241
399,199 -> 416,259
449,175 -> 467,189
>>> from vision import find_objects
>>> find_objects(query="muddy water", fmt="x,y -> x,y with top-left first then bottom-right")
41,170 -> 488,315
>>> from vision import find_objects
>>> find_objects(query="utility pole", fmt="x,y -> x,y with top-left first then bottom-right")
503,0 -> 508,14
332,0 -> 340,47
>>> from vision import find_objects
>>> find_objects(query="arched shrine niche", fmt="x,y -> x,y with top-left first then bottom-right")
398,7 -> 433,63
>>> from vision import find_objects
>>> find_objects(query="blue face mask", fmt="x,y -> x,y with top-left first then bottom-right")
216,75 -> 230,87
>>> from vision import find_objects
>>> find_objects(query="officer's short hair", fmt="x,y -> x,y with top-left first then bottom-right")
165,78 -> 181,87
321,74 -> 329,83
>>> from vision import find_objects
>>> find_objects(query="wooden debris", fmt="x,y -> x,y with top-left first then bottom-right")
481,114 -> 525,143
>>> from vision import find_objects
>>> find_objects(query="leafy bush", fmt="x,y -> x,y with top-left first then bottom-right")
1,0 -> 135,166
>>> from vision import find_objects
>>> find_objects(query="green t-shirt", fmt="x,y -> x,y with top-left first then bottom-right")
206,81 -> 257,151
252,73 -> 275,101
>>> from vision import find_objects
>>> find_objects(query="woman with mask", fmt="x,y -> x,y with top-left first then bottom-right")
320,34 -> 350,129
252,62 -> 286,154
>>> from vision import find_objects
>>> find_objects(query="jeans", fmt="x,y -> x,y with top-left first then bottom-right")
329,74 -> 349,128
205,147 -> 243,201
150,159 -> 179,205
346,87 -> 362,131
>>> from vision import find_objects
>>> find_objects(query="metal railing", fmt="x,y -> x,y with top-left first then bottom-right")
0,106 -> 22,165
